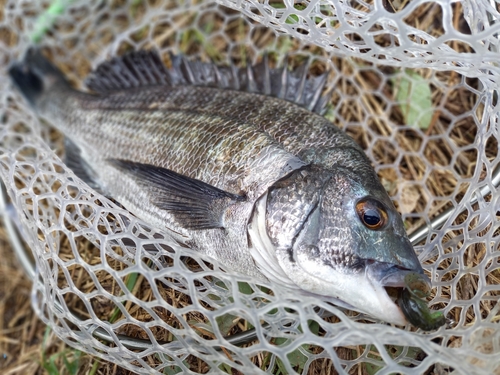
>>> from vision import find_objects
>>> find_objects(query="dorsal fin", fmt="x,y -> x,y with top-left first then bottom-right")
85,50 -> 172,92
85,50 -> 331,115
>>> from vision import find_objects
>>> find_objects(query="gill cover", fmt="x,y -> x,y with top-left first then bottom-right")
250,164 -> 424,325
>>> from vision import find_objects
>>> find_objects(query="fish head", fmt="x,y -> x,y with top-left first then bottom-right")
256,166 -> 427,326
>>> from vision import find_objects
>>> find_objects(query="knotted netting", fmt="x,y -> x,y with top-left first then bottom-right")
0,0 -> 499,374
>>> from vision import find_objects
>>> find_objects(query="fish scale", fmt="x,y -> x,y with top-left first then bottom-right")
55,105 -> 289,193
8,48 -> 442,329
96,85 -> 355,161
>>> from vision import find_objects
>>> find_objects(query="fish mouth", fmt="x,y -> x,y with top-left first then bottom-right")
372,261 -> 430,288
292,255 -> 430,326
368,261 -> 431,323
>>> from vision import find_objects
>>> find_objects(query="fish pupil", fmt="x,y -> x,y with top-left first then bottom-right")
355,198 -> 387,230
363,209 -> 380,226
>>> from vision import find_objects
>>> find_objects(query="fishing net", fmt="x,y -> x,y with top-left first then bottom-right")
0,0 -> 499,374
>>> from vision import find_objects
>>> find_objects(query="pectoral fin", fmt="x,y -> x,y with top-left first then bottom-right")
110,159 -> 245,230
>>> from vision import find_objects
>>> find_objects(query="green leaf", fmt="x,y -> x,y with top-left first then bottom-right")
62,351 -> 81,375
276,359 -> 286,375
125,272 -> 139,291
392,70 -> 433,129
218,363 -> 233,374
365,361 -> 383,375
163,359 -> 189,375
307,319 -> 320,335
43,357 -> 60,375
238,282 -> 254,295
31,0 -> 75,43
287,347 -> 309,371
42,326 -> 51,353
364,344 -> 424,374
364,345 -> 384,375
89,359 -> 100,375
286,14 -> 299,24
273,336 -> 310,373
108,305 -> 122,324
324,106 -> 336,123
164,366 -> 183,375
274,346 -> 309,374
109,272 -> 139,323
215,313 -> 238,336
405,346 -> 424,361
214,278 -> 228,289
40,327 -> 60,375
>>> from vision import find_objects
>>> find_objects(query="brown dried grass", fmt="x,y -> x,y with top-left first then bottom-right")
0,224 -> 114,374
1,1 -> 497,375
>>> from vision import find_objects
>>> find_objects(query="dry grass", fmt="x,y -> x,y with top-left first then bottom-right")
0,224 -> 137,374
1,1 -> 498,375
0,226 -> 43,375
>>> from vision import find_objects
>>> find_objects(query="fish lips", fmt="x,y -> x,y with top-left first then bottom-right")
292,250 -> 410,326
368,260 -> 430,289
291,254 -> 430,326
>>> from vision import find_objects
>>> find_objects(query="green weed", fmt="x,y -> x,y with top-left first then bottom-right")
391,70 -> 433,129
41,326 -> 81,375
31,0 -> 75,43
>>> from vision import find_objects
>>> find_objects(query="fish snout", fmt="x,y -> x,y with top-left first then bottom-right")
367,260 -> 430,289
384,235 -> 424,278
379,265 -> 430,289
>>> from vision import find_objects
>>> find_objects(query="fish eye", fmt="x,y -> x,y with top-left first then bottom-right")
355,198 -> 388,230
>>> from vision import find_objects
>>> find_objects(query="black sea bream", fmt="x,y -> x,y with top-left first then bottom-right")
10,49 -> 428,326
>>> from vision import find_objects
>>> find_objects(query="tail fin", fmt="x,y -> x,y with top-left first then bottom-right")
8,48 -> 69,107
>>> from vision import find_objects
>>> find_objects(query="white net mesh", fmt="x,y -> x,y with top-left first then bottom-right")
0,0 -> 499,374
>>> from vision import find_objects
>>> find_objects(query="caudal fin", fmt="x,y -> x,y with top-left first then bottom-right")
8,48 -> 69,107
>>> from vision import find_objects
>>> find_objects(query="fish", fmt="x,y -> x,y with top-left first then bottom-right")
9,48 -> 431,327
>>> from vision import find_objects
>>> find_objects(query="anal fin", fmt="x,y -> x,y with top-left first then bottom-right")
110,159 -> 246,230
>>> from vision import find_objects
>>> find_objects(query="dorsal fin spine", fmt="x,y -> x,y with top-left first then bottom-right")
295,61 -> 310,104
181,57 -> 195,84
246,63 -> 256,92
279,61 -> 289,99
85,50 -> 331,115
261,54 -> 271,95
308,74 -> 328,112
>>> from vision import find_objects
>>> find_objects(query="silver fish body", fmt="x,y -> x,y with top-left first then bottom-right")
9,49 -> 426,326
